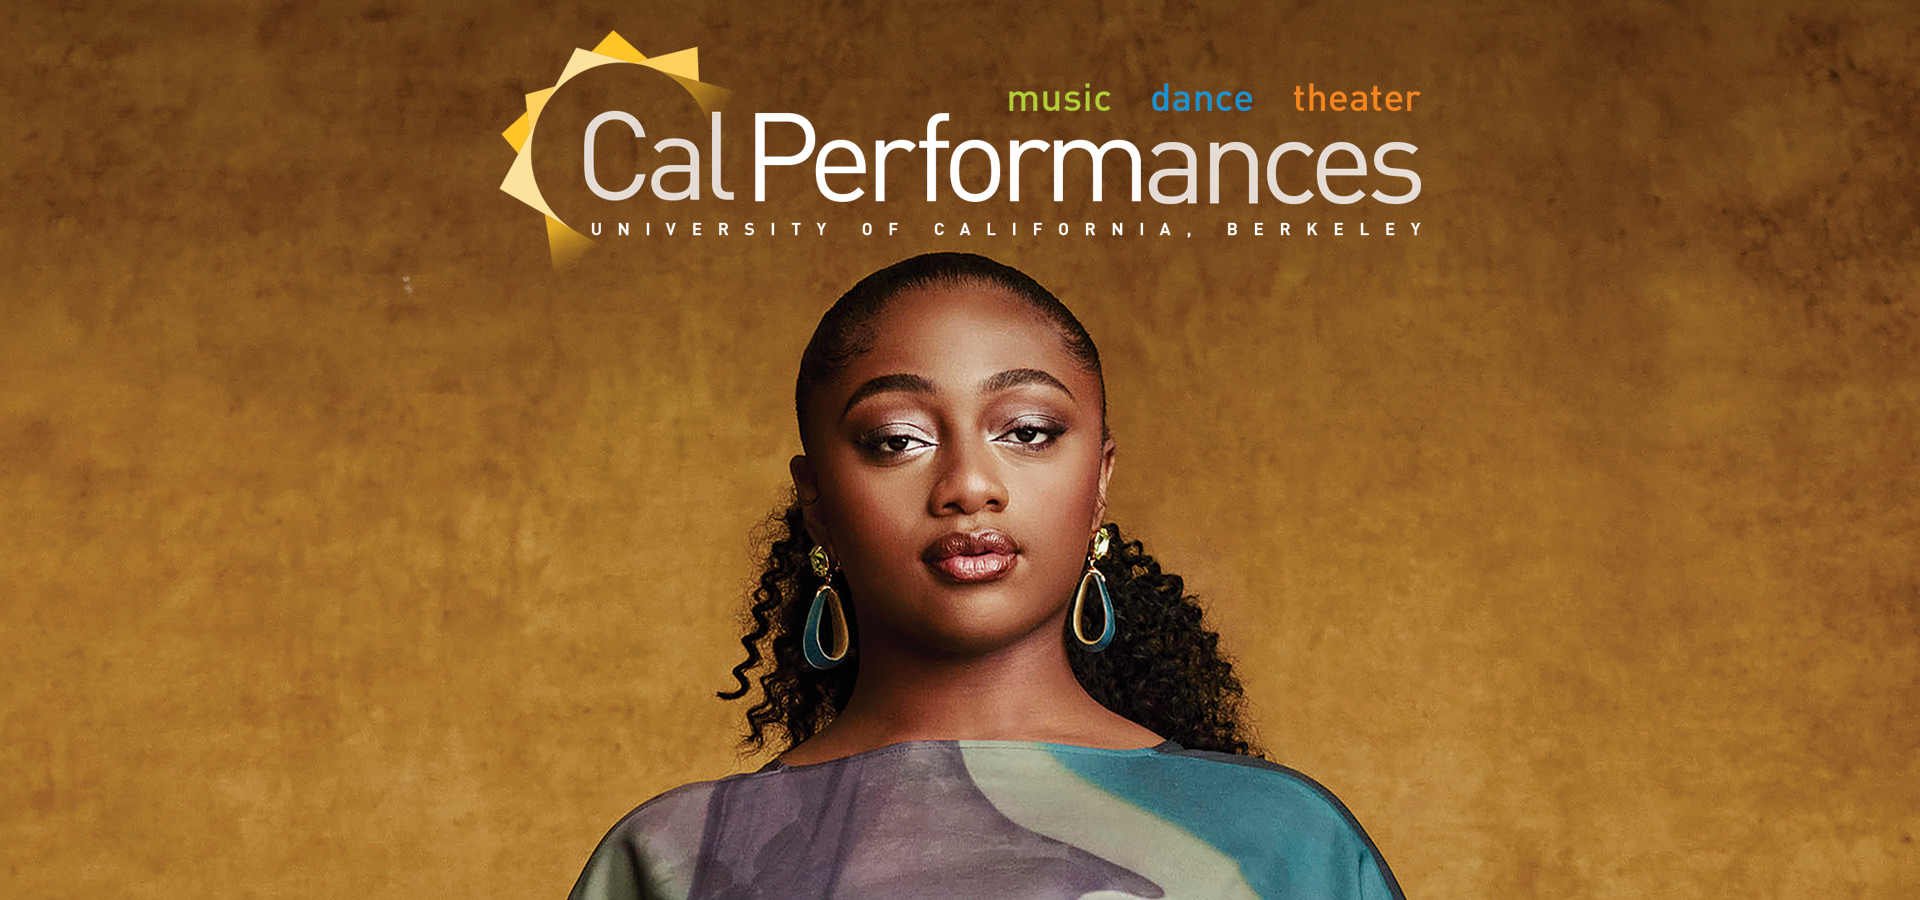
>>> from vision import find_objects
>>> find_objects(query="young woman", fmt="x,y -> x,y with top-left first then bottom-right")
568,253 -> 1404,900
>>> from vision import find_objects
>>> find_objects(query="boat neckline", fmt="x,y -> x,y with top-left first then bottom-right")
760,738 -> 1185,772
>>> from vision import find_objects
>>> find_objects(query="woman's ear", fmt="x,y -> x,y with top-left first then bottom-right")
790,454 -> 829,549
1092,437 -> 1116,530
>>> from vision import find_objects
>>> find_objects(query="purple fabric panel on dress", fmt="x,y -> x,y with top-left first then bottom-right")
687,741 -> 1163,900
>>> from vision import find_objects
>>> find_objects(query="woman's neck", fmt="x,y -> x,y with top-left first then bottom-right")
776,631 -> 1162,766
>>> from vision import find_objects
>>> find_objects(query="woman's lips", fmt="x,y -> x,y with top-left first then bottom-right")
929,552 -> 1018,583
923,530 -> 1020,583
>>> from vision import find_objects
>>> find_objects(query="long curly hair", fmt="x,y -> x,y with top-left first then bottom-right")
716,253 -> 1262,758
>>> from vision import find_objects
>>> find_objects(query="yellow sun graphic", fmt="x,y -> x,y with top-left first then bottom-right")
499,32 -> 732,268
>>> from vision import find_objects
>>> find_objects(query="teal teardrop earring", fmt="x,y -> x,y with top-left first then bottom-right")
802,545 -> 850,670
1071,525 -> 1116,651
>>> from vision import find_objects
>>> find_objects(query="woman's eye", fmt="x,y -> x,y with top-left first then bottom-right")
1000,422 -> 1062,448
862,431 -> 931,455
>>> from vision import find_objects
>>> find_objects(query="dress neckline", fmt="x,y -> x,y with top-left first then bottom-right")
760,738 -> 1185,773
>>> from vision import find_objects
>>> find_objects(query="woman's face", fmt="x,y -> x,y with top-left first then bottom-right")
792,281 -> 1114,659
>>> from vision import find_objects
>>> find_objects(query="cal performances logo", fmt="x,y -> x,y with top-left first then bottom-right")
498,32 -> 730,268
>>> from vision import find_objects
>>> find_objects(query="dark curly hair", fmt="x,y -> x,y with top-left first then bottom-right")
716,253 -> 1262,758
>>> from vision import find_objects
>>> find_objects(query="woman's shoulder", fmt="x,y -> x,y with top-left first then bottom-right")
1001,742 -> 1394,855
1148,745 -> 1399,864
567,770 -> 751,900
1139,743 -> 1388,831
587,768 -> 745,845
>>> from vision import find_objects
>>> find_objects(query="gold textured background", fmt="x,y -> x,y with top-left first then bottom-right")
4,1 -> 1915,897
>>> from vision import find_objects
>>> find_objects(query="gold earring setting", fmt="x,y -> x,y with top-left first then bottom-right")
1071,525 -> 1115,651
803,545 -> 850,669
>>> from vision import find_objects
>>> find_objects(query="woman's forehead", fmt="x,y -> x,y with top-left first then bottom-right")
848,283 -> 1076,375
796,281 -> 1104,445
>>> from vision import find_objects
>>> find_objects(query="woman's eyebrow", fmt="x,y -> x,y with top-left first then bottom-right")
842,373 -> 934,416
980,368 -> 1074,398
841,368 -> 1074,417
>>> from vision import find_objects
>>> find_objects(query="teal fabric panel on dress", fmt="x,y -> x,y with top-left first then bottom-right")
1049,745 -> 1402,900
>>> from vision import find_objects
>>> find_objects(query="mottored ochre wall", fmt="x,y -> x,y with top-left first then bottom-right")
3,1 -> 1915,897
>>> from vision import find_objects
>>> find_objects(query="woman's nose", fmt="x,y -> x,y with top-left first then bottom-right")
929,435 -> 1007,516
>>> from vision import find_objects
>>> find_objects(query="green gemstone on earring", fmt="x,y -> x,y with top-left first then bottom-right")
1091,526 -> 1111,561
809,545 -> 831,578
